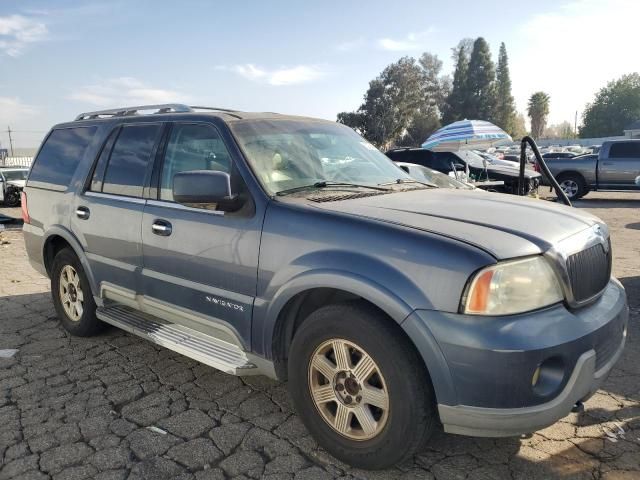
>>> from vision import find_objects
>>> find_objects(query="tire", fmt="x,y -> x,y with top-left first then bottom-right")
288,301 -> 436,469
51,248 -> 103,336
557,173 -> 588,201
4,190 -> 20,207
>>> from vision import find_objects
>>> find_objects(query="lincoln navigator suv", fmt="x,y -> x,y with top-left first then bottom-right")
22,104 -> 628,469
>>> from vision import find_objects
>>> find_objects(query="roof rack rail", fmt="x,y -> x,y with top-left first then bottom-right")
74,104 -> 241,121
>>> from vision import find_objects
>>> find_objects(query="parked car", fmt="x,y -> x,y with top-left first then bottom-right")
386,147 -> 542,195
540,140 -> 640,200
542,152 -> 578,160
0,167 -> 29,207
474,150 -> 520,169
395,162 -> 476,190
23,104 -> 628,469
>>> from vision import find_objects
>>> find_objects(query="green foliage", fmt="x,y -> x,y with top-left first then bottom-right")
493,43 -> 517,136
337,55 -> 450,148
527,92 -> 551,139
465,37 -> 496,121
579,73 -> 640,137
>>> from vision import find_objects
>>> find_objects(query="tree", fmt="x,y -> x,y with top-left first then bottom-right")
512,113 -> 528,139
527,92 -> 550,139
579,73 -> 640,137
465,37 -> 496,121
544,121 -> 575,139
338,54 -> 449,148
443,38 -> 473,124
493,42 -> 517,135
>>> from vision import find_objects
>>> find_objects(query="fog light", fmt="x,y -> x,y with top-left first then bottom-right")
532,356 -> 565,397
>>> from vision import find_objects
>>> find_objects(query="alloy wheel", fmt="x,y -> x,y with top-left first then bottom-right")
560,179 -> 579,198
308,338 -> 389,440
59,265 -> 84,321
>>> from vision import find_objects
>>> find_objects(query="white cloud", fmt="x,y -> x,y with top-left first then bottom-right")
0,14 -> 47,56
67,77 -> 191,107
512,0 -> 640,125
377,29 -> 435,52
0,97 -> 37,119
229,64 -> 327,86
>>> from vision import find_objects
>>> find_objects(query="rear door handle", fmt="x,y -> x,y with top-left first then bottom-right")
76,206 -> 90,220
151,220 -> 172,236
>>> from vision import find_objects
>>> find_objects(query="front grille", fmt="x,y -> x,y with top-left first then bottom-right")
566,240 -> 612,303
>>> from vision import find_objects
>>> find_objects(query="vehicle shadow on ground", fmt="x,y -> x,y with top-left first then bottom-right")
1,289 -> 638,479
571,198 -> 640,209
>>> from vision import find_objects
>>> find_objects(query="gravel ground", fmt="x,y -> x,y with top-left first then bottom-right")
0,192 -> 638,480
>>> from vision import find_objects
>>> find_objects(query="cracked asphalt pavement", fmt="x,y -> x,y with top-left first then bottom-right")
0,192 -> 639,480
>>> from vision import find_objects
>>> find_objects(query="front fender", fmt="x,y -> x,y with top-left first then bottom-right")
252,265 -> 418,359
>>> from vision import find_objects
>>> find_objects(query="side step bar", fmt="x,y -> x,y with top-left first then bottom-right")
96,305 -> 257,375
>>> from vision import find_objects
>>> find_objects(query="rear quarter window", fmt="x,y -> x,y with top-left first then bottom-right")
28,126 -> 97,189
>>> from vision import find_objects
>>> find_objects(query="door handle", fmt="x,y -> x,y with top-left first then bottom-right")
76,206 -> 90,220
151,220 -> 172,236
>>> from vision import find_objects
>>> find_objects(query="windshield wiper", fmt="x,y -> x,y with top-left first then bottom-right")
276,181 -> 391,196
378,178 -> 438,188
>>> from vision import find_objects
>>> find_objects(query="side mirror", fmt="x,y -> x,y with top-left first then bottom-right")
399,165 -> 410,174
173,170 -> 240,211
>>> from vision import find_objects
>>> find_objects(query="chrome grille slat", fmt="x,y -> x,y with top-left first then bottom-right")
566,239 -> 611,303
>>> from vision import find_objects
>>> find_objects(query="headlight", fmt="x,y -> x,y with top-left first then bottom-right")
463,256 -> 563,315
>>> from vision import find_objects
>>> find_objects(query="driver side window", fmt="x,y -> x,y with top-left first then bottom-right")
160,123 -> 232,201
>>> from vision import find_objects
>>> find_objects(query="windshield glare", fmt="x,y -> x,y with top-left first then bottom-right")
229,119 -> 411,194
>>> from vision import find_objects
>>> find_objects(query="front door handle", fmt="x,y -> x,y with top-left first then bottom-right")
76,206 -> 90,220
151,220 -> 172,236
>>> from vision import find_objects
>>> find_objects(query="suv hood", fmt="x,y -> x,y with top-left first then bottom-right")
311,189 -> 601,259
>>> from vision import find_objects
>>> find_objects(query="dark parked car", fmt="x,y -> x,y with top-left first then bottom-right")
23,104 -> 627,469
541,140 -> 640,200
386,147 -> 541,195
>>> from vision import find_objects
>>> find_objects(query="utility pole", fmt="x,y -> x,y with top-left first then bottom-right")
7,126 -> 14,156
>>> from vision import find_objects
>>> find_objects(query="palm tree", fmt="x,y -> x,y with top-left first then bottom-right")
527,92 -> 550,139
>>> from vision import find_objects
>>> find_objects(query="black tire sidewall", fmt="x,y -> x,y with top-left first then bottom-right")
288,302 -> 434,469
51,248 -> 101,336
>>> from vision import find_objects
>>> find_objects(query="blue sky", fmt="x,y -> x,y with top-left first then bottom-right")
1,0 -> 639,149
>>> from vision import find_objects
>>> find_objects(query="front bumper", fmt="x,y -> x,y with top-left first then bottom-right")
404,278 -> 628,437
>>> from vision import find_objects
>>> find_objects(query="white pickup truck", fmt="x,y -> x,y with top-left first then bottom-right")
0,167 -> 29,207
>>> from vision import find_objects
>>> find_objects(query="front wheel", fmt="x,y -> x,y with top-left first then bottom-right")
288,302 -> 436,469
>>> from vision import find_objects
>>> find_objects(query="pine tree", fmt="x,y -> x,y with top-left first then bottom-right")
494,42 -> 517,135
465,37 -> 496,121
443,39 -> 473,124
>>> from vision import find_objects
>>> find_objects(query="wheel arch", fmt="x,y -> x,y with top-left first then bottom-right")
42,227 -> 98,297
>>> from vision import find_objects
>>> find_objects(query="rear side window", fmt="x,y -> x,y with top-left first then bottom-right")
609,142 -> 640,158
102,124 -> 162,197
29,127 -> 97,188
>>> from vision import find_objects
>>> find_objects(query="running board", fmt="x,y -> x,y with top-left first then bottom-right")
96,305 -> 257,375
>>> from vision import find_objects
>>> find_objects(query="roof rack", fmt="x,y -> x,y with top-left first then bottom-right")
74,104 -> 240,121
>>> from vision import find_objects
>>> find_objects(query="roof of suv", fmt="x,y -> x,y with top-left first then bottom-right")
60,104 -> 326,128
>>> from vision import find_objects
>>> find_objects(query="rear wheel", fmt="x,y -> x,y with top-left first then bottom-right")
557,173 -> 588,200
288,302 -> 436,469
51,248 -> 103,336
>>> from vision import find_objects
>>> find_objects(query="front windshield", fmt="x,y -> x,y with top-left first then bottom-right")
455,150 -> 486,168
3,170 -> 28,181
410,165 -> 473,189
229,119 -> 412,194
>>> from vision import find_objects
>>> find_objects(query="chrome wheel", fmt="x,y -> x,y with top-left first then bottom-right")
560,179 -> 579,198
308,338 -> 389,441
59,265 -> 83,321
